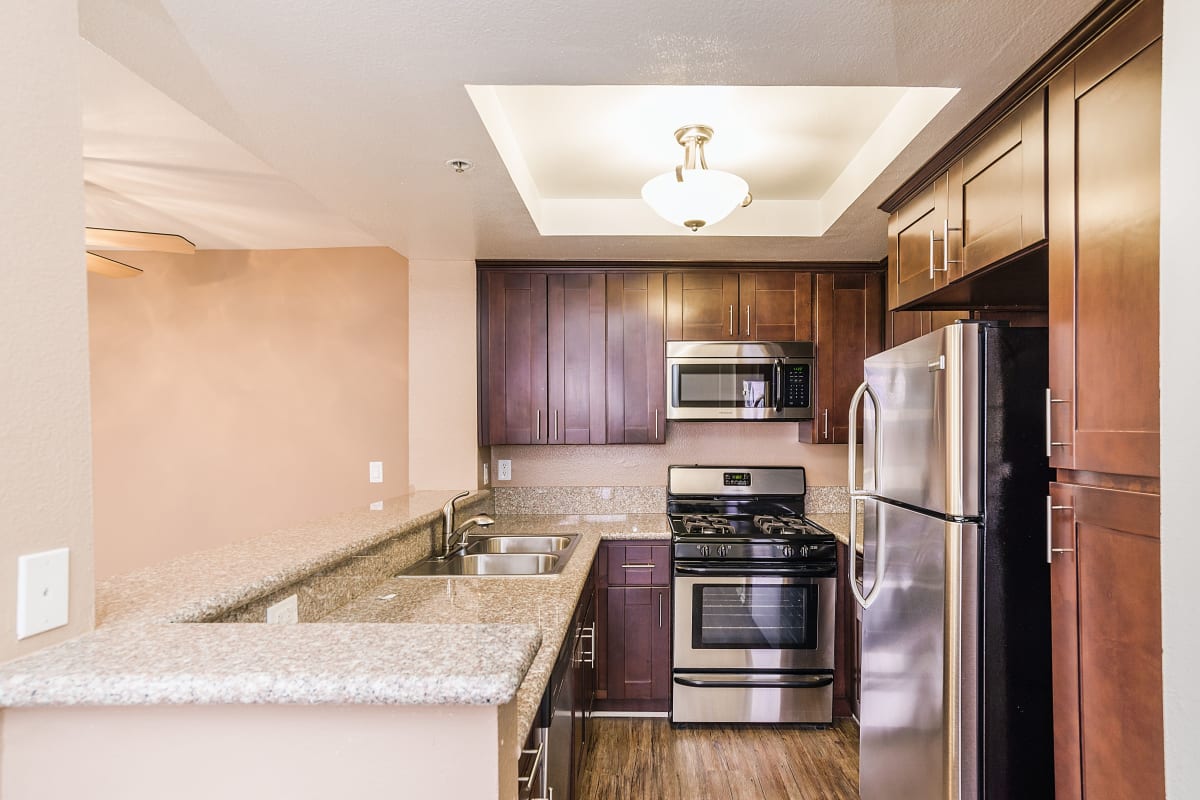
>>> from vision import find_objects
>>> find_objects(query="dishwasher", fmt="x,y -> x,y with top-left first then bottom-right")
521,632 -> 573,800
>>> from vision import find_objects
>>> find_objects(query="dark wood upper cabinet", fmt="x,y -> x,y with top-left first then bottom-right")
739,272 -> 814,341
886,310 -> 971,348
1047,0 -> 1161,478
667,270 -> 813,342
812,273 -> 883,444
887,175 -> 950,309
665,271 -> 740,340
547,273 -> 607,444
948,88 -> 1047,279
1049,481 -> 1163,800
606,273 -> 666,444
479,271 -> 548,446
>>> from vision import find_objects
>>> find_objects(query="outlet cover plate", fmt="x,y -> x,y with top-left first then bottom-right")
497,460 -> 512,481
266,594 -> 299,624
17,548 -> 70,639
369,461 -> 384,483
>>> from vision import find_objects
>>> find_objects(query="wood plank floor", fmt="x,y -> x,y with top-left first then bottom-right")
576,717 -> 859,800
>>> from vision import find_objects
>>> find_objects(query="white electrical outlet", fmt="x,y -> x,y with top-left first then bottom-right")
17,548 -> 70,639
369,461 -> 384,483
266,594 -> 299,624
497,459 -> 512,481
369,500 -> 384,511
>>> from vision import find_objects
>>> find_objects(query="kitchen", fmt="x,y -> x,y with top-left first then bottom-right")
2,0 -> 1200,796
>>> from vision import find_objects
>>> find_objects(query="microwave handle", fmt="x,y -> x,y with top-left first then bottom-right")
773,359 -> 784,412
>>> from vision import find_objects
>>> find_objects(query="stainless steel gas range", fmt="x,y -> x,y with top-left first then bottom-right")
668,465 -> 837,725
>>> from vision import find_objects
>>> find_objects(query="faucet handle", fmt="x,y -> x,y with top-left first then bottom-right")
443,489 -> 470,512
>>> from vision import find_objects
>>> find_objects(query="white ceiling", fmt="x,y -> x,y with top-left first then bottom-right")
77,0 -> 1101,262
81,40 -> 377,250
468,84 -> 957,237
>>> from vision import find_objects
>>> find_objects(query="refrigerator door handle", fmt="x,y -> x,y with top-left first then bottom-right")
848,380 -> 886,610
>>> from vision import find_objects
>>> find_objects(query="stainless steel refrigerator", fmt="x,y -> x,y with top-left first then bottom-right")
849,321 -> 1053,800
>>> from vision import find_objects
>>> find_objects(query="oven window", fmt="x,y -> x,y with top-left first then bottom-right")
673,365 -> 775,408
691,583 -> 818,649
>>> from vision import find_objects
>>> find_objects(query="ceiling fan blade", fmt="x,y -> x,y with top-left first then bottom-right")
85,227 -> 196,254
86,251 -> 144,278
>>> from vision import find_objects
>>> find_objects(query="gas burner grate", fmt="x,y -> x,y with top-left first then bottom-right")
681,515 -> 736,536
753,515 -> 826,538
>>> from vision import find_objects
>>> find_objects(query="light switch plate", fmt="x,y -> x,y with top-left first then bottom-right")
369,461 -> 384,483
497,460 -> 512,481
266,594 -> 299,624
17,548 -> 70,639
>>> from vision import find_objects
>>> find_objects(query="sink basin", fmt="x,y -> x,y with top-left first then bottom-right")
401,533 -> 579,577
451,553 -> 559,575
469,535 -> 573,554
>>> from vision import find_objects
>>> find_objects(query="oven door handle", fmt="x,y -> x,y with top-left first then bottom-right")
673,674 -> 834,690
673,564 -> 834,578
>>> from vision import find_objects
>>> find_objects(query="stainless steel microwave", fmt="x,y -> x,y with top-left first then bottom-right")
665,341 -> 815,421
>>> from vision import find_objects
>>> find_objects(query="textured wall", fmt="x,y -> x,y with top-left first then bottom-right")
1160,0 -> 1200,792
88,247 -> 409,579
408,259 -> 483,492
492,423 -> 849,488
0,3 -> 95,663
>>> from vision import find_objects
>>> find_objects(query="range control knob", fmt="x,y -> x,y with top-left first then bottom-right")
781,544 -> 795,558
717,545 -> 729,558
699,544 -> 711,557
801,545 -> 811,557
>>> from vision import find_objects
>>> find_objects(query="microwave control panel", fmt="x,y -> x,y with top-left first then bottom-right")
782,363 -> 811,408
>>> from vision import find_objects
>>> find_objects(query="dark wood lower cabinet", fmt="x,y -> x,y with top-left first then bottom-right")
595,540 -> 671,713
1049,481 -> 1163,800
833,542 -> 860,719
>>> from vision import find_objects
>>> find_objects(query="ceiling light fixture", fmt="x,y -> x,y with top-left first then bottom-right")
445,158 -> 474,173
641,125 -> 752,232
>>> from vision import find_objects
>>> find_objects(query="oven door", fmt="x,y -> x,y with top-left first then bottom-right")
672,569 -> 835,671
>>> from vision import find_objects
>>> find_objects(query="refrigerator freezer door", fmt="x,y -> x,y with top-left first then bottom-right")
859,498 -> 979,800
863,323 -> 981,518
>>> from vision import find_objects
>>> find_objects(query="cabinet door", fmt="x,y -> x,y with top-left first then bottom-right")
948,88 -> 1046,278
1047,2 -> 1161,478
572,586 -> 596,789
604,585 -> 671,706
887,175 -> 950,309
1049,482 -> 1163,800
886,310 -> 970,348
479,271 -> 548,445
665,271 -> 740,340
812,272 -> 883,443
739,272 -> 813,341
547,273 -> 606,444
605,273 -> 666,444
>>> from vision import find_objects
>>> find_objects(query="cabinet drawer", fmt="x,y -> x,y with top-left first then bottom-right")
602,541 -> 670,586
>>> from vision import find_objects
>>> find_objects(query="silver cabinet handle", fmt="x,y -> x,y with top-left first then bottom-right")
1046,496 -> 1076,563
518,739 -> 545,786
621,563 -> 656,569
745,304 -> 751,337
553,409 -> 559,441
823,408 -> 829,440
1045,389 -> 1071,457
654,408 -> 659,441
658,591 -> 664,629
848,380 -> 885,610
535,409 -> 541,441
728,305 -> 734,336
929,219 -> 961,279
580,624 -> 595,666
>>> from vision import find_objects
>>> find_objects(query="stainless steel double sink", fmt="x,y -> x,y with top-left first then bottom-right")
403,534 -> 579,576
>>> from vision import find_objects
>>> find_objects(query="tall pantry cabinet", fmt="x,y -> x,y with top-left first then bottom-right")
1045,2 -> 1164,798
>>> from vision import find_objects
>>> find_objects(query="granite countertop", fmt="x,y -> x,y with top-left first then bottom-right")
321,512 -> 671,743
0,499 -> 668,738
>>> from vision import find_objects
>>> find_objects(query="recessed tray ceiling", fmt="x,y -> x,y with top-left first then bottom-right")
468,84 -> 957,237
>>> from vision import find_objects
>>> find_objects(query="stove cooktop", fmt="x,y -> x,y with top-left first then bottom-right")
671,513 -> 834,542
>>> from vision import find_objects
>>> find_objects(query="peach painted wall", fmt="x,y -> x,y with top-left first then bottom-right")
0,2 -> 95,663
492,423 -> 850,488
87,247 -> 409,579
407,259 -> 484,492
0,701 -> 517,800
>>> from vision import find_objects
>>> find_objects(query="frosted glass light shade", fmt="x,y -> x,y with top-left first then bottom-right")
641,168 -> 749,230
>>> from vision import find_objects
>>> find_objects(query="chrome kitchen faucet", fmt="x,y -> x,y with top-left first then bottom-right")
438,490 -> 494,558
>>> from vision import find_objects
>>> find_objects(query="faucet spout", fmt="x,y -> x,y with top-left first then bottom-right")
438,491 -> 493,558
